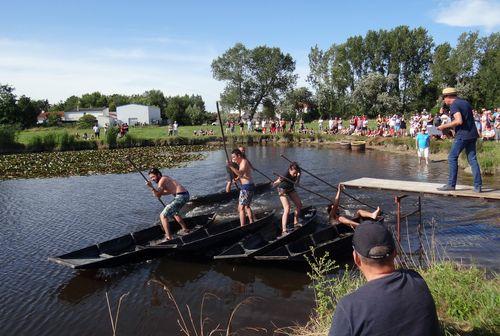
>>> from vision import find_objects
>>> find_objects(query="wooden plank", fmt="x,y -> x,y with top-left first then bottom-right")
342,178 -> 500,200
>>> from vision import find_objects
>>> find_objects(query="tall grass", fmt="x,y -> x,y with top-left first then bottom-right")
0,124 -> 20,151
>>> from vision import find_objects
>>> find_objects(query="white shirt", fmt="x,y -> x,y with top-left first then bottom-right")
173,123 -> 178,130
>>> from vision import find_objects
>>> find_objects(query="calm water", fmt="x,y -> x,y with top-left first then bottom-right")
0,146 -> 498,335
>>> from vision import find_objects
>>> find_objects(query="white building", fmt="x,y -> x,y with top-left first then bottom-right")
116,104 -> 161,126
64,107 -> 115,127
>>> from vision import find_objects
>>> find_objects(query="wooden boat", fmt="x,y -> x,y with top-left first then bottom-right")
187,181 -> 272,206
350,140 -> 366,151
254,224 -> 354,262
214,206 -> 318,261
48,213 -> 216,269
145,210 -> 276,255
339,141 -> 352,150
254,216 -> 385,263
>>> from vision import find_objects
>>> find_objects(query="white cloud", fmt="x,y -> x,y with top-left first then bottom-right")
0,37 -> 224,110
435,0 -> 500,30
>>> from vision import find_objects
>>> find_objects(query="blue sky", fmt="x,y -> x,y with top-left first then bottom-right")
0,0 -> 498,110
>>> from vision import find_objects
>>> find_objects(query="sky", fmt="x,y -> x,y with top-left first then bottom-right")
0,0 -> 498,111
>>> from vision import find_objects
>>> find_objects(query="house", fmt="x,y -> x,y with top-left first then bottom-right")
116,104 -> 161,126
37,111 -> 65,124
64,107 -> 115,127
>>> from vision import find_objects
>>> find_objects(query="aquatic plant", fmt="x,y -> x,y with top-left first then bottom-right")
0,145 -> 213,179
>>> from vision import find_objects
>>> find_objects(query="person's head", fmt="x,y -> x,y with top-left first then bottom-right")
148,167 -> 162,182
352,222 -> 396,278
238,146 -> 246,155
288,162 -> 301,177
231,148 -> 244,164
442,87 -> 458,106
420,127 -> 426,134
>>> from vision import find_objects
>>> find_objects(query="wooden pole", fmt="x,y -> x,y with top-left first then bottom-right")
126,156 -> 166,207
216,102 -> 239,191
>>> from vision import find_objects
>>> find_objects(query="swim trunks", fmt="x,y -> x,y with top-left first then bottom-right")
239,183 -> 255,206
161,192 -> 190,220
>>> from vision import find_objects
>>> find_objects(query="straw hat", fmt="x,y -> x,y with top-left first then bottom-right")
442,87 -> 458,96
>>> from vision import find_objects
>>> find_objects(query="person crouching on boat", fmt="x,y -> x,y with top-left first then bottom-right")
273,162 -> 303,237
226,148 -> 255,227
146,167 -> 190,240
328,184 -> 381,229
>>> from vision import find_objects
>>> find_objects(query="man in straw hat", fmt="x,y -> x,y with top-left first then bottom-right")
437,87 -> 482,192
328,223 -> 440,336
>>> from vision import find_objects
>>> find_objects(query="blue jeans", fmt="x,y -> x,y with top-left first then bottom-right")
448,138 -> 482,188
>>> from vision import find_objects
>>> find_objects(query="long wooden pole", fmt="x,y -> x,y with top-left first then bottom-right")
216,102 -> 240,191
273,172 -> 333,203
280,154 -> 376,210
126,156 -> 166,207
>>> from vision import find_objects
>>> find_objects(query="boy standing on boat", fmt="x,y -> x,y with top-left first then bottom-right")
146,168 -> 190,240
227,148 -> 255,227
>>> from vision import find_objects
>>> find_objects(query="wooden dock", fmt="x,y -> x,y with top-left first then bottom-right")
342,178 -> 500,201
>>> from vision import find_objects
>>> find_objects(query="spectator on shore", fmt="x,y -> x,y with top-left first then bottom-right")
495,115 -> 500,142
328,222 -> 440,336
318,116 -> 324,131
92,124 -> 100,139
173,121 -> 179,136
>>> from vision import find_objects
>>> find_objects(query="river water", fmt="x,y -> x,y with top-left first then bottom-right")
0,146 -> 498,335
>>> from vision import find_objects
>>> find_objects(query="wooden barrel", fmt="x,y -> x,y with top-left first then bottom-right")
350,141 -> 366,151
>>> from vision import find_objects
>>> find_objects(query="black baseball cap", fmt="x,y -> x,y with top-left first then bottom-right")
353,222 -> 395,259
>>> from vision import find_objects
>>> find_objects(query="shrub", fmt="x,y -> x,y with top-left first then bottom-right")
0,124 -> 19,151
59,131 -> 77,151
77,114 -> 97,129
42,133 -> 57,151
27,135 -> 44,152
106,126 -> 119,148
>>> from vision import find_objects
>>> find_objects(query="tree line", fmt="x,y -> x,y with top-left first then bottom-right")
0,87 -> 211,128
213,26 -> 499,119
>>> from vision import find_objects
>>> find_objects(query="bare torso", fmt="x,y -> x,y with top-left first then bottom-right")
157,176 -> 187,195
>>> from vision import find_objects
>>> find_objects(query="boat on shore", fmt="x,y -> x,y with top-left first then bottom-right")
214,206 -> 317,261
48,213 -> 216,269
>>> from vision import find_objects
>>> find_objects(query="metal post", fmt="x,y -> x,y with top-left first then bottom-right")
394,195 -> 408,243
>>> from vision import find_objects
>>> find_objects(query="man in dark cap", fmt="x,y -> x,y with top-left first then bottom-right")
437,87 -> 482,192
328,223 -> 440,336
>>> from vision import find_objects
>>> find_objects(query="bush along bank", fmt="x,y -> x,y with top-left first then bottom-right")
1,132 -> 498,176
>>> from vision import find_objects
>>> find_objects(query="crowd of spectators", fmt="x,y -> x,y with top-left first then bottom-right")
221,106 -> 499,142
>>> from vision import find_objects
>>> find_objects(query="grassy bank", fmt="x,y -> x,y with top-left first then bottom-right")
286,255 -> 499,336
3,125 -> 499,177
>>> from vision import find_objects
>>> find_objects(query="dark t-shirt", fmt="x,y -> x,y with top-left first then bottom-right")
278,170 -> 296,191
450,98 -> 478,140
328,270 -> 440,336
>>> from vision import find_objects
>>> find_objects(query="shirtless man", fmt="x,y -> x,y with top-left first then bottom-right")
225,146 -> 253,192
146,167 -> 190,240
227,148 -> 254,226
328,184 -> 381,228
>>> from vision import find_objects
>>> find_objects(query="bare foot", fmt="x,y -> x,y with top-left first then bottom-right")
371,207 -> 381,219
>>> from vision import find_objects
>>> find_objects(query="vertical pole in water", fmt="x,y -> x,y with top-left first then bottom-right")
417,196 -> 423,264
395,196 -> 401,243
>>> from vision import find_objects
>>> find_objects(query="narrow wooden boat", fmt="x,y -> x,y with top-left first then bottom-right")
48,213 -> 216,269
214,206 -> 317,261
254,216 -> 385,263
187,182 -> 272,206
254,224 -> 354,262
145,210 -> 276,255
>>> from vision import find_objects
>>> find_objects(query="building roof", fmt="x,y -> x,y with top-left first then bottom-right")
66,107 -> 107,113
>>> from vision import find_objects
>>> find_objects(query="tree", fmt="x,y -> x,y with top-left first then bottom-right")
80,92 -> 108,108
212,43 -> 249,116
186,105 -> 206,125
17,96 -> 39,128
0,84 -> 19,125
212,43 -> 297,118
261,98 -> 276,120
353,73 -> 401,117
282,87 -> 317,121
